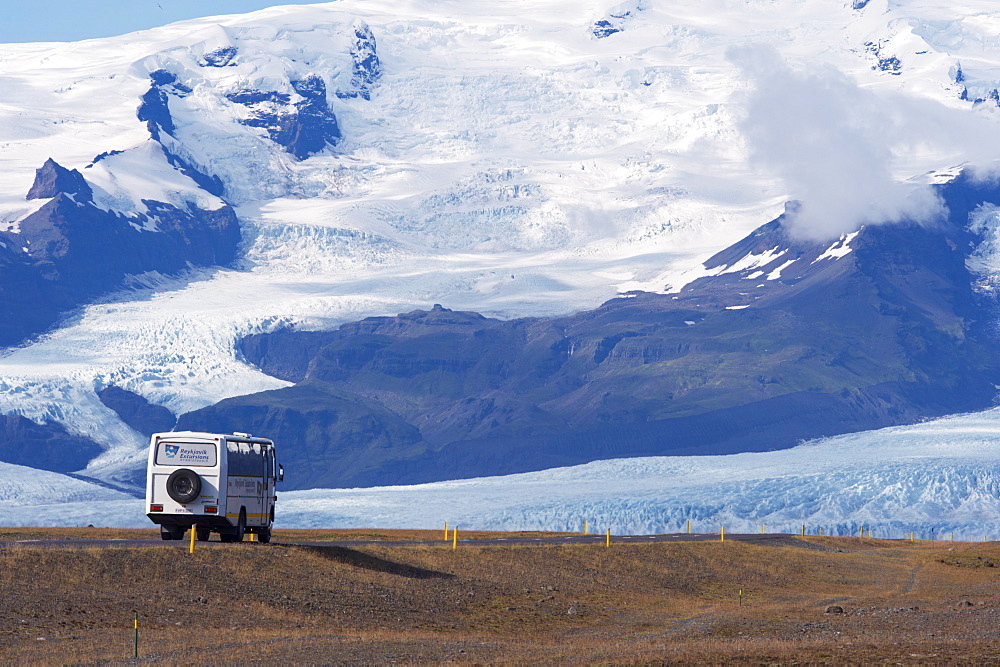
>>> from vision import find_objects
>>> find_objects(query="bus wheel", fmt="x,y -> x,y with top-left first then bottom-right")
220,509 -> 246,543
196,526 -> 211,542
221,510 -> 246,543
258,526 -> 271,544
234,509 -> 246,542
160,525 -> 184,541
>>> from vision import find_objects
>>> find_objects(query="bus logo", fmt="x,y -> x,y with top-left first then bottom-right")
164,444 -> 180,458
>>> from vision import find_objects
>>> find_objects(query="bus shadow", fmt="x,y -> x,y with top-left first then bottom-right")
292,545 -> 455,580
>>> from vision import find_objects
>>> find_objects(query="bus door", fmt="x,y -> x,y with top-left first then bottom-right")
255,446 -> 266,526
262,447 -> 274,525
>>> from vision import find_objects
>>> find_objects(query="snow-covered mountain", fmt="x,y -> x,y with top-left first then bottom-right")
0,1 -> 999,504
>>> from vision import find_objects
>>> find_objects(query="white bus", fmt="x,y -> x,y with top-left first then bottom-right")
145,431 -> 283,543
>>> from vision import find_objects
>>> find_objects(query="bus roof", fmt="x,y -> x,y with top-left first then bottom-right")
152,431 -> 274,446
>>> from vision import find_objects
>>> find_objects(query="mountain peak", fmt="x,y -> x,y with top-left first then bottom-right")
25,158 -> 93,203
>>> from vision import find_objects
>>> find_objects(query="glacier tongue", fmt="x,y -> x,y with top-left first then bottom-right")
276,408 -> 1000,538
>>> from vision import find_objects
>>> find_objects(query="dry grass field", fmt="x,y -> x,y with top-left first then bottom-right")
3,528 -> 1000,663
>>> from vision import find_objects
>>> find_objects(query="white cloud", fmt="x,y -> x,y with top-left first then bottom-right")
726,45 -> 962,242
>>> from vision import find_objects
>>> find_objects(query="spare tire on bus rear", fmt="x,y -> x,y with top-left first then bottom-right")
166,468 -> 201,504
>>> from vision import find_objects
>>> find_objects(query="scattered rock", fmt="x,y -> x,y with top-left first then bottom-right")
825,605 -> 844,614
957,600 -> 974,608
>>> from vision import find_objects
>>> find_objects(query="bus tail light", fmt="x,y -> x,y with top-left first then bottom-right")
204,506 -> 218,514
150,504 -> 163,512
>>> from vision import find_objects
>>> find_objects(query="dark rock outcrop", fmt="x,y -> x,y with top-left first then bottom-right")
200,46 -> 238,67
0,415 -> 103,473
26,158 -> 93,202
592,20 -> 622,39
87,150 -> 125,167
14,192 -> 240,275
97,386 -> 175,437
592,5 -> 640,39
866,41 -> 902,76
337,22 -> 381,100
137,70 -> 180,140
160,145 -> 225,197
227,75 -> 341,159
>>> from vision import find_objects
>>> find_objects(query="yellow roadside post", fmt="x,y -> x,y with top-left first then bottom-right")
859,526 -> 864,538
583,520 -> 588,536
801,525 -> 805,537
950,532 -> 954,542
444,522 -> 448,541
133,612 -> 139,659
687,520 -> 691,534
189,527 -> 196,554
760,524 -> 765,534
720,526 -> 725,543
452,526 -> 458,550
606,529 -> 610,548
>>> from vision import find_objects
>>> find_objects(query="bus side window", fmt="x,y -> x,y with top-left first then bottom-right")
227,442 -> 253,476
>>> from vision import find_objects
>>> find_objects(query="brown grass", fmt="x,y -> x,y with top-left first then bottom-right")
3,531 -> 1000,663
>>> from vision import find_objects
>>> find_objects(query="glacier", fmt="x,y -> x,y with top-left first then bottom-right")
275,408 -> 1000,538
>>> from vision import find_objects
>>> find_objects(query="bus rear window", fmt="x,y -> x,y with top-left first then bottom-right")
154,441 -> 217,467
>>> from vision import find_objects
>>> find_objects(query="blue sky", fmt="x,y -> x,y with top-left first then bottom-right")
1,1 -> 330,43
